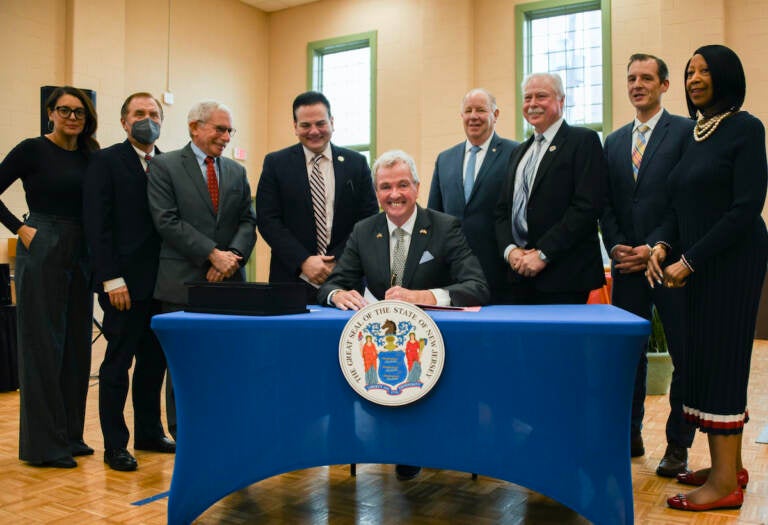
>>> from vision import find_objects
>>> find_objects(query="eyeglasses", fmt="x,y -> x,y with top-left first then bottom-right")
199,121 -> 236,136
55,106 -> 87,120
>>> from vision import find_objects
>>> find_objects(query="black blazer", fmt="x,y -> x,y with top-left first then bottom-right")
428,133 -> 519,301
83,140 -> 161,300
601,110 -> 694,258
256,143 -> 378,285
318,206 -> 489,307
495,121 -> 606,293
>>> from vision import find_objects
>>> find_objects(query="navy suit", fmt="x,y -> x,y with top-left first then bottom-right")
495,122 -> 606,303
256,143 -> 378,303
428,133 -> 518,303
83,140 -> 168,449
601,110 -> 695,447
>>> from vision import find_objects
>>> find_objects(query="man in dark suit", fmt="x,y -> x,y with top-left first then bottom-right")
428,88 -> 518,303
147,100 -> 257,437
84,92 -> 175,472
319,150 -> 488,481
495,73 -> 605,304
256,91 -> 379,304
601,54 -> 695,473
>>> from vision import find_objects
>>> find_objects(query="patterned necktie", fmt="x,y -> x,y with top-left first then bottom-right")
204,156 -> 219,214
511,134 -> 545,246
391,227 -> 407,286
144,154 -> 152,174
310,154 -> 329,255
464,145 -> 481,202
632,124 -> 650,181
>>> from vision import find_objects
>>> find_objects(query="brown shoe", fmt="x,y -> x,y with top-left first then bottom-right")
656,445 -> 688,477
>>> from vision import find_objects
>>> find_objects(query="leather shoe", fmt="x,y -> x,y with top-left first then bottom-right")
656,444 -> 688,477
30,456 -> 77,468
395,464 -> 422,481
667,488 -> 743,511
630,433 -> 644,457
104,448 -> 138,471
134,436 -> 176,453
70,439 -> 94,457
677,468 -> 749,489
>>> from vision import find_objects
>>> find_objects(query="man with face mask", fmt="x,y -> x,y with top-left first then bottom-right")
83,92 -> 175,472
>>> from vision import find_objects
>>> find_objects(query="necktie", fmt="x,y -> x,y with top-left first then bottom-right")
391,227 -> 407,286
464,145 -> 481,202
511,134 -> 545,246
144,154 -> 152,174
632,124 -> 649,181
310,154 -> 329,255
204,156 -> 219,214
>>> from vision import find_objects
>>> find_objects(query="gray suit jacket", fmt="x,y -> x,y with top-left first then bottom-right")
318,206 -> 489,307
147,142 -> 257,304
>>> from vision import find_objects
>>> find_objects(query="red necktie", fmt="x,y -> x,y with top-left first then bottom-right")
144,154 -> 152,174
204,156 -> 219,213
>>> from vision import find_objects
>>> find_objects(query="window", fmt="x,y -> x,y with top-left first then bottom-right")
308,32 -> 377,162
515,0 -> 612,139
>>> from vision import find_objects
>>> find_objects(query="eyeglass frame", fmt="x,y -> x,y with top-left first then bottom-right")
197,120 -> 236,137
54,106 -> 87,120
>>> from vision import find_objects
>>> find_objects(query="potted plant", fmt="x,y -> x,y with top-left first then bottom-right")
646,306 -> 673,395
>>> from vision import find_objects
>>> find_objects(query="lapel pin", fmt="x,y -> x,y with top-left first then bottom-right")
337,155 -> 345,162
492,148 -> 497,153
548,145 -> 556,152
376,233 -> 383,239
419,229 -> 427,235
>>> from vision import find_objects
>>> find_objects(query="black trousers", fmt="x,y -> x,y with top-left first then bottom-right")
161,301 -> 185,440
16,214 -> 92,463
506,277 -> 590,305
98,295 -> 168,449
611,268 -> 695,448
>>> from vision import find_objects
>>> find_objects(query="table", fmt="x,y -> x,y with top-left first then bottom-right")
151,305 -> 649,525
0,305 -> 18,392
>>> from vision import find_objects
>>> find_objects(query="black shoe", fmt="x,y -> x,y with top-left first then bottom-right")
395,464 -> 422,481
656,444 -> 688,477
631,434 -> 644,457
104,448 -> 138,471
134,436 -> 176,453
29,456 -> 77,469
70,439 -> 94,457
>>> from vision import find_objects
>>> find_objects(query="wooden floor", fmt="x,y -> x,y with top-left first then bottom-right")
0,333 -> 766,524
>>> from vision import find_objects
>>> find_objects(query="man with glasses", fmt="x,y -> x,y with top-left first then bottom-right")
256,91 -> 378,304
147,100 -> 257,437
84,92 -> 174,471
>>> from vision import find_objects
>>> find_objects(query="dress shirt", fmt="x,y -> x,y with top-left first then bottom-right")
190,142 -> 220,183
630,107 -> 664,157
461,133 -> 494,184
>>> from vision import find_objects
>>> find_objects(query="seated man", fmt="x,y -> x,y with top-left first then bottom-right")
318,149 -> 489,481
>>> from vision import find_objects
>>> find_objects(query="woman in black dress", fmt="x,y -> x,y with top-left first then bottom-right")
647,45 -> 767,511
0,86 -> 99,467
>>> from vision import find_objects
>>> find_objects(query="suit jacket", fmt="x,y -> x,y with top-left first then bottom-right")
256,143 -> 378,289
83,140 -> 161,301
428,133 -> 518,302
147,142 -> 257,304
495,121 -> 606,293
318,206 -> 489,307
601,110 -> 694,258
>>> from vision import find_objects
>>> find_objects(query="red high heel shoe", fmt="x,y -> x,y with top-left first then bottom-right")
676,468 -> 749,489
667,488 -> 743,511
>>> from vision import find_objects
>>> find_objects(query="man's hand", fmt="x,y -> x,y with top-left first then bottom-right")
17,224 -> 37,250
516,250 -> 547,277
384,287 -> 436,305
208,248 -> 242,278
506,247 -> 527,271
108,285 -> 132,311
206,266 -> 227,283
301,255 -> 336,285
615,244 -> 651,274
331,289 -> 367,311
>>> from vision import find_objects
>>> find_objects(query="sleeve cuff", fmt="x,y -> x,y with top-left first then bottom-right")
103,277 -> 126,293
430,288 -> 451,306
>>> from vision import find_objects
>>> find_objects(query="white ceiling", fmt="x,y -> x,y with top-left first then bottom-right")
240,0 -> 319,12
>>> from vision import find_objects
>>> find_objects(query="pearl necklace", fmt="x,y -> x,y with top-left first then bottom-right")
693,110 -> 733,142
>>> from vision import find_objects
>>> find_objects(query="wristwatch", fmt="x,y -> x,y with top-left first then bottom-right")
538,250 -> 549,262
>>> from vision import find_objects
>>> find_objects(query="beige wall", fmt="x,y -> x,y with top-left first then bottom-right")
1,0 -> 768,278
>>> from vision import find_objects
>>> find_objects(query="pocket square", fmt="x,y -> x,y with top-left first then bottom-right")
419,251 -> 434,264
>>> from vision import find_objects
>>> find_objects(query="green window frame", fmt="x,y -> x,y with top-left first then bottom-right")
307,31 -> 378,162
514,0 -> 612,140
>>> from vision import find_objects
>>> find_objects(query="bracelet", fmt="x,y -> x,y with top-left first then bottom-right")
680,254 -> 694,273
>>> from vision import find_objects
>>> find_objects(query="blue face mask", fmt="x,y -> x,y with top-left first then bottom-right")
131,118 -> 161,145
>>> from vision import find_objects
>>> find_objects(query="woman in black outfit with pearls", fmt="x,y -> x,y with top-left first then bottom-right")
648,45 -> 767,512
0,86 -> 99,467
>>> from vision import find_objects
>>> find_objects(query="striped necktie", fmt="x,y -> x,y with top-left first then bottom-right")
144,154 -> 152,174
310,154 -> 329,255
632,125 -> 649,181
511,134 -> 545,247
